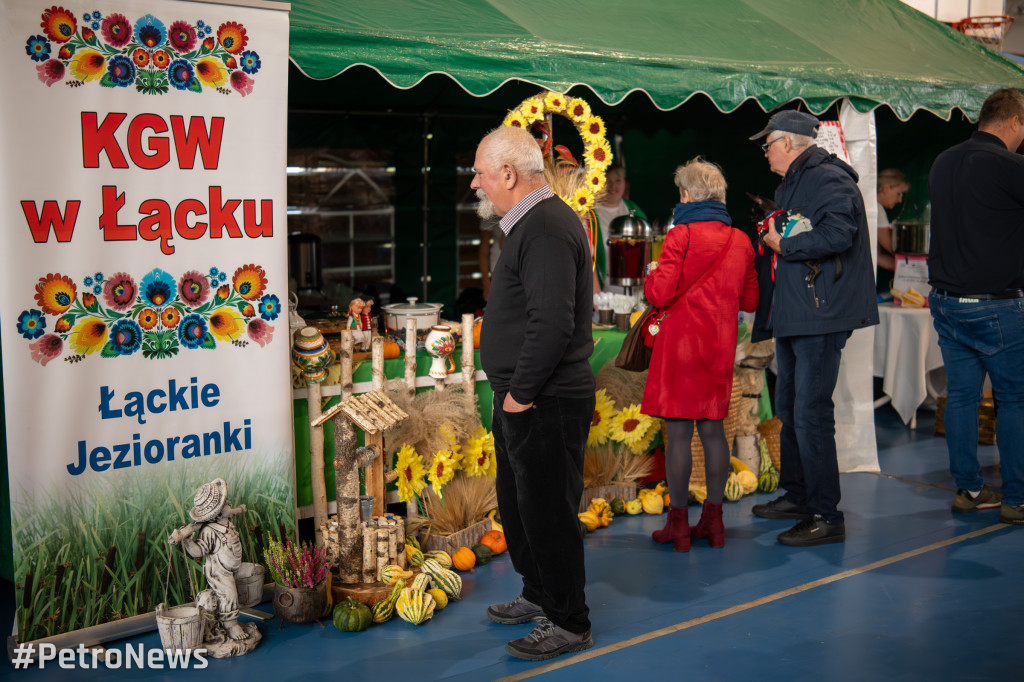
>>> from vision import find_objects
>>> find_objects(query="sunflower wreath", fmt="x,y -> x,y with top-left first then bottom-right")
502,91 -> 613,216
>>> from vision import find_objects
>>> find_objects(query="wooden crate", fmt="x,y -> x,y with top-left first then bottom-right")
934,392 -> 996,445
421,517 -> 492,554
579,483 -> 637,512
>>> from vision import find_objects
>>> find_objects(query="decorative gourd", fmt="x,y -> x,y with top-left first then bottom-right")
371,578 -> 406,623
609,498 -> 626,516
688,485 -> 707,505
379,564 -> 414,585
333,598 -> 372,632
663,492 -> 671,507
578,510 -> 600,532
730,456 -> 752,474
479,530 -> 507,554
473,318 -> 482,348
422,550 -> 453,569
724,473 -> 744,502
472,543 -> 493,566
406,535 -> 421,551
396,587 -> 436,626
421,559 -> 463,601
452,547 -> 476,571
757,436 -> 773,475
405,544 -> 425,567
588,498 -> 610,517
654,481 -> 668,495
624,498 -> 643,515
382,340 -> 401,359
410,572 -> 432,593
736,470 -> 759,495
641,491 -> 665,514
578,518 -> 590,535
487,508 -> 504,533
427,588 -> 448,610
758,467 -> 780,493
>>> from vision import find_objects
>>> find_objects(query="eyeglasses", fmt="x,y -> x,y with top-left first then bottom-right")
761,137 -> 784,153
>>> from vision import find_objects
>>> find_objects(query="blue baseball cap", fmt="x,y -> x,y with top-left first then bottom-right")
749,110 -> 820,141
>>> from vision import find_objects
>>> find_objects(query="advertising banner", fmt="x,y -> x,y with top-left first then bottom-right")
0,0 -> 292,643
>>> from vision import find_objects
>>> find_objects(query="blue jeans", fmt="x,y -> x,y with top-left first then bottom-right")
775,331 -> 851,524
929,292 -> 1024,506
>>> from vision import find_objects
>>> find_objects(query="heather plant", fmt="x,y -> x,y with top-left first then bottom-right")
264,535 -> 328,588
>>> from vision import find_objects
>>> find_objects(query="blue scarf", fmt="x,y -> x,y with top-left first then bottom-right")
672,200 -> 732,226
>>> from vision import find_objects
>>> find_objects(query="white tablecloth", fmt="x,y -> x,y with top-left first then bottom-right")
872,303 -> 944,424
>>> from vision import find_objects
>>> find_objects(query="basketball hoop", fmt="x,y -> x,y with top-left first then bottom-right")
953,15 -> 1015,52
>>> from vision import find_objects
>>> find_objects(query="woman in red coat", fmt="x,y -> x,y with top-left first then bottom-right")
642,158 -> 758,551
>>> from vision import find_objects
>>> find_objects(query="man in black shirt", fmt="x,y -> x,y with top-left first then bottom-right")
928,88 -> 1024,525
472,126 -> 596,660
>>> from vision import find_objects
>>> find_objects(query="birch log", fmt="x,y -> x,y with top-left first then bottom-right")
375,529 -> 389,579
396,516 -> 408,569
461,313 -> 475,397
334,330 -> 361,584
404,319 -> 416,397
362,524 -> 376,584
386,522 -> 398,566
307,382 -> 328,545
369,338 -> 386,518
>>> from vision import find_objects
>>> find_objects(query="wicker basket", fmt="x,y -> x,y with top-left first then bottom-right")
756,416 -> 782,470
934,394 -> 996,445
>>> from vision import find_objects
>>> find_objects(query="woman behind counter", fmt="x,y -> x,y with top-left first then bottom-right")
642,158 -> 758,552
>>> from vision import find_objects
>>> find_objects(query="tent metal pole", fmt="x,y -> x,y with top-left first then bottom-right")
422,116 -> 432,301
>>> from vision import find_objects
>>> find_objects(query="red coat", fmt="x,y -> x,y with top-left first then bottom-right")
641,221 -> 758,419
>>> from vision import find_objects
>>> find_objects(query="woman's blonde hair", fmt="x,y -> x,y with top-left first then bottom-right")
674,157 -> 727,202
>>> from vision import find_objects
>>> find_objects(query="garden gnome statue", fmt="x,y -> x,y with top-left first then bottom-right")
168,478 -> 261,657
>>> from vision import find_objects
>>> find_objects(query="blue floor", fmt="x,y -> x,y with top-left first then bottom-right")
2,405 -> 1018,680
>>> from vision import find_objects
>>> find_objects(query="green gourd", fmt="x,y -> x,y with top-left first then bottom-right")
758,467 -> 780,493
333,598 -> 372,632
371,578 -> 406,623
395,588 -> 436,626
422,550 -> 453,569
471,543 -> 493,566
724,473 -> 744,502
421,559 -> 462,601
378,564 -> 414,585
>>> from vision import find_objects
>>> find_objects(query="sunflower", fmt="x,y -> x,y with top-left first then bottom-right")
609,404 -> 655,453
394,444 -> 427,503
584,139 -> 613,170
502,111 -> 528,129
544,91 -> 567,112
232,264 -> 267,301
585,167 -> 607,194
40,6 -> 76,43
69,49 -> 105,82
34,273 -> 76,315
641,418 -> 662,453
68,317 -> 108,355
462,428 -> 496,477
566,98 -> 592,123
588,389 -> 616,447
209,307 -> 245,341
581,115 -> 607,144
569,187 -> 594,213
518,97 -> 545,124
426,450 -> 458,498
195,57 -> 228,88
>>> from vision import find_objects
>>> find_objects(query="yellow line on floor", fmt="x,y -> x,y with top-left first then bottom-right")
493,524 -> 1008,682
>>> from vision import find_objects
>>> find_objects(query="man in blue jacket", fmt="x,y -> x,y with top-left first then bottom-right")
749,110 -> 878,546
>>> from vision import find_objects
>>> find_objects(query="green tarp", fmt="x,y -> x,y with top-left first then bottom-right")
288,0 -> 1024,121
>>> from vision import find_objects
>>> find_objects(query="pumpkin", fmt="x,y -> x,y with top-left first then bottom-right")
422,550 -> 453,569
472,543 -> 493,566
333,598 -> 372,632
473,318 -> 482,348
421,560 -> 463,600
379,564 -> 414,585
452,546 -> 476,571
427,588 -> 448,610
624,498 -> 643,515
372,578 -> 406,623
479,530 -> 507,554
382,340 -> 401,359
396,587 -> 436,626
663,492 -> 671,507
410,572 -> 432,593
724,473 -> 743,502
405,544 -> 425,567
641,491 -> 665,515
609,498 -> 626,516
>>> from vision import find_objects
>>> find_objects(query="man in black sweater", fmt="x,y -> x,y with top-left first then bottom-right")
472,126 -> 596,660
928,88 -> 1024,525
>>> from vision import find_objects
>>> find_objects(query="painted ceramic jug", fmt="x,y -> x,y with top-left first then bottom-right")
424,325 -> 456,379
291,327 -> 335,384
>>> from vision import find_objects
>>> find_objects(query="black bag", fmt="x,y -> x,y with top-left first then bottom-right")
614,306 -> 656,372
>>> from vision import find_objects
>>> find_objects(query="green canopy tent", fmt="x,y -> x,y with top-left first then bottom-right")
288,0 -> 1024,120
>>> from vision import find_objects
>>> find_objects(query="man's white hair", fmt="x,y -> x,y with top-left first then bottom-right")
480,126 -> 544,177
780,131 -> 814,151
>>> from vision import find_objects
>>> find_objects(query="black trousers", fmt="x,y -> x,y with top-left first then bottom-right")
492,391 -> 594,634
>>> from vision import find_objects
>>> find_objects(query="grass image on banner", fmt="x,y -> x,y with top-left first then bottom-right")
11,450 -> 294,643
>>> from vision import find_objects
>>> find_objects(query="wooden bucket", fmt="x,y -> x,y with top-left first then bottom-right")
273,582 -> 327,623
235,562 -> 266,608
155,603 -> 204,651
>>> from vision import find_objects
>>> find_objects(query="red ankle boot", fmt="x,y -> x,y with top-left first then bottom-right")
652,506 -> 690,551
691,501 -> 725,547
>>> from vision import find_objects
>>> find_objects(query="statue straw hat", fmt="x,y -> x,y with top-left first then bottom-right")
190,478 -> 228,522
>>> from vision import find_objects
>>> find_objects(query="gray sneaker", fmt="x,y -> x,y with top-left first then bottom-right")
505,618 -> 594,661
487,595 -> 543,624
1000,503 -> 1024,525
952,485 -> 1002,513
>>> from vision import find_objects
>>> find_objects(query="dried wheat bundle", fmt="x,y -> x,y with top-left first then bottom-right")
616,449 -> 654,484
384,387 -> 482,457
417,472 -> 497,537
595,364 -> 648,410
583,443 -> 622,488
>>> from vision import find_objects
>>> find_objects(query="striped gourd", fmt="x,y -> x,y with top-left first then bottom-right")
724,473 -> 743,502
371,578 -> 406,623
378,564 -> 414,585
421,559 -> 462,601
405,535 -> 421,551
758,467 -> 780,493
410,572 -> 432,593
757,436 -> 773,475
405,544 -> 425,567
422,550 -> 453,569
395,588 -> 436,626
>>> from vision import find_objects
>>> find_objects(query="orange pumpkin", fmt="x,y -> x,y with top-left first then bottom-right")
473,318 -> 482,348
479,530 -> 506,555
452,546 -> 476,571
382,340 -> 401,359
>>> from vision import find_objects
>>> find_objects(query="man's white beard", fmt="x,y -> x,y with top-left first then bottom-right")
476,189 -> 496,220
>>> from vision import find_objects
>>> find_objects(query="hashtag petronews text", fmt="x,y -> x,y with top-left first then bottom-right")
12,642 -> 209,669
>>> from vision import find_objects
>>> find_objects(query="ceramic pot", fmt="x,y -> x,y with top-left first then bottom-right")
381,297 -> 443,332
424,325 -> 456,379
273,581 -> 327,623
291,327 -> 335,383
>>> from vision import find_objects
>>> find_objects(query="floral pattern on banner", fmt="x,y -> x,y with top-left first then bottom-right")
26,7 -> 260,96
17,265 -> 279,365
